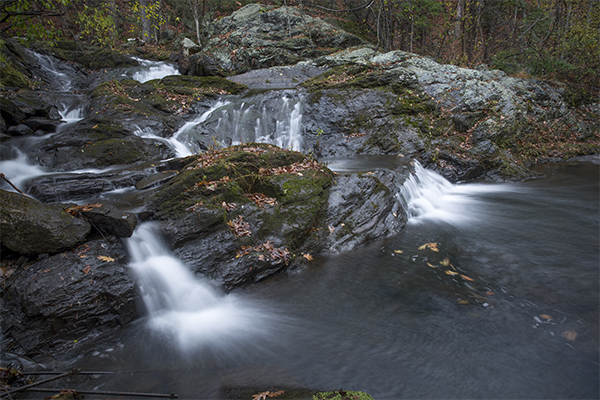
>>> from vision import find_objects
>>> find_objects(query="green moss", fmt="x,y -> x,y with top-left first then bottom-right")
0,62 -> 32,88
313,390 -> 375,400
80,138 -> 148,167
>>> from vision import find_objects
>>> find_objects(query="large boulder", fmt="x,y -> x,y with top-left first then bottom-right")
1,236 -> 138,356
0,190 -> 91,255
185,4 -> 367,77
145,143 -> 407,289
296,49 -> 600,181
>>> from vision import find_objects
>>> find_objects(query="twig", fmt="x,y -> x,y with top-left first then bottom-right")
0,371 -> 72,398
0,173 -> 27,196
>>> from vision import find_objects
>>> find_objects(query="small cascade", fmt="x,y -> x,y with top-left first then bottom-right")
130,58 -> 180,83
125,224 -> 274,352
179,91 -> 304,151
400,161 -> 516,225
0,149 -> 46,192
23,49 -> 73,91
169,100 -> 231,156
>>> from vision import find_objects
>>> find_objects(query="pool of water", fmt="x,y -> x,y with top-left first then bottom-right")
27,158 -> 599,399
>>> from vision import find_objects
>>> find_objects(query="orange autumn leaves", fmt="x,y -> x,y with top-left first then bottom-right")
416,242 -> 475,282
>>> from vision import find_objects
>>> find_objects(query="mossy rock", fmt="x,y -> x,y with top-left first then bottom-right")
47,40 -> 139,69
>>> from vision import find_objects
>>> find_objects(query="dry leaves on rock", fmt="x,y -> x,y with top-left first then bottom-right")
227,215 -> 251,237
97,255 -> 115,262
65,203 -> 103,216
245,192 -> 278,208
259,159 -> 325,176
236,240 -> 290,265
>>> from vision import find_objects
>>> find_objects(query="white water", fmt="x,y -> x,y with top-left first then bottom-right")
0,149 -> 46,190
125,224 -> 275,352
168,100 -> 231,156
24,49 -> 72,91
191,92 -> 304,151
400,161 -> 519,225
131,58 -> 180,83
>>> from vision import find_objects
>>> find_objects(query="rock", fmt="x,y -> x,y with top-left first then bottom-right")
1,236 -> 138,356
187,4 -> 366,77
79,203 -> 138,238
0,189 -> 91,255
7,123 -> 34,136
180,37 -> 201,57
324,172 -> 407,253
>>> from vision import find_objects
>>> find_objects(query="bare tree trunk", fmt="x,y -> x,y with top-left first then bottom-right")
140,0 -> 151,42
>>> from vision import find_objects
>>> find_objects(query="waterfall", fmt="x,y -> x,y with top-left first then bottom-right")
130,58 -> 180,83
125,224 -> 274,352
23,49 -> 73,91
400,161 -> 517,225
179,91 -> 304,151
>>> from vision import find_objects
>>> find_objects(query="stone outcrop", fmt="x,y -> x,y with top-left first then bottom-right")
0,190 -> 91,255
182,4 -> 366,77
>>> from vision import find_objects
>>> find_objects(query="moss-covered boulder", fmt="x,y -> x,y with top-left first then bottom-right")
0,189 -> 91,255
43,40 -> 139,69
146,143 -> 333,289
145,143 -> 407,289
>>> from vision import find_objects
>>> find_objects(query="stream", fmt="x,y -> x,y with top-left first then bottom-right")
2,54 -> 599,399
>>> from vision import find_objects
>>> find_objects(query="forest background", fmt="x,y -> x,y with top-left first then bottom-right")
1,0 -> 598,99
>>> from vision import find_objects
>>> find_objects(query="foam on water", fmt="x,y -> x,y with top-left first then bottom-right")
125,223 -> 274,352
131,58 -> 180,83
0,149 -> 46,191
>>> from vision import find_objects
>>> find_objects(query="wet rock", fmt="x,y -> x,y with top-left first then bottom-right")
1,237 -> 138,356
324,172 -> 407,253
27,170 -> 147,203
0,189 -> 91,255
79,203 -> 138,238
7,123 -> 34,136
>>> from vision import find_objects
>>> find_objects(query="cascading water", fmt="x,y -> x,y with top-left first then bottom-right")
23,49 -> 73,91
130,58 -> 180,83
400,161 -> 518,225
178,91 -> 304,151
125,223 -> 275,353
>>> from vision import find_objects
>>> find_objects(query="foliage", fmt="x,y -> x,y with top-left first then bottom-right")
0,0 -> 69,42
75,3 -> 117,47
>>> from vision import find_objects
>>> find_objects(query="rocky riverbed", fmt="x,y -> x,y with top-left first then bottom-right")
1,3 -> 598,360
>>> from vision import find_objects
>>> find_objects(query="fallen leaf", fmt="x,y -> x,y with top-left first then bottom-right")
539,314 -> 553,321
83,265 -> 91,275
394,250 -> 403,254
485,291 -> 494,295
426,262 -> 437,268
460,274 -> 474,281
439,257 -> 450,266
97,255 -> 115,262
79,255 -> 87,258
457,299 -> 470,305
418,242 -> 439,252
303,253 -> 314,261
328,225 -> 335,234
445,270 -> 458,276
561,330 -> 577,341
